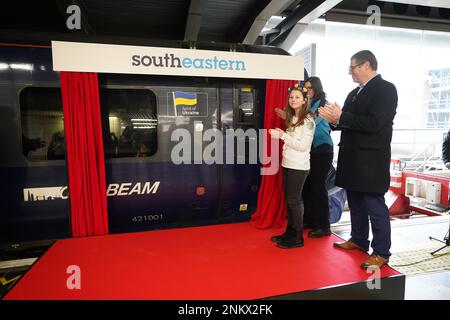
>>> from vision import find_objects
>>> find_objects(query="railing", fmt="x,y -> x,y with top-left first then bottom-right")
330,128 -> 448,170
401,144 -> 441,172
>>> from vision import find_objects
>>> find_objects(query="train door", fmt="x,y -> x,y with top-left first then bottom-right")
219,81 -> 262,221
0,86 -> 71,243
98,76 -> 220,233
0,44 -> 72,244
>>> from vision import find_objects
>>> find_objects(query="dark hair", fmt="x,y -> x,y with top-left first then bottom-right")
351,50 -> 378,71
284,88 -> 311,129
306,76 -> 326,101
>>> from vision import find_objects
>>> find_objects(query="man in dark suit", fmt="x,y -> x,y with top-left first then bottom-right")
319,50 -> 398,269
442,129 -> 450,169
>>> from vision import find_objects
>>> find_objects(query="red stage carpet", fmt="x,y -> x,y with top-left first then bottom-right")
4,222 -> 400,300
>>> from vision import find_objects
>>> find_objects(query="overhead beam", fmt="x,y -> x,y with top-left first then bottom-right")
184,0 -> 208,42
242,0 -> 294,45
381,0 -> 450,9
267,0 -> 343,46
298,0 -> 343,24
279,23 -> 308,52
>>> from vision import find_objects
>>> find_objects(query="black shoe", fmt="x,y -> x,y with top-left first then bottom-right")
308,229 -> 331,238
277,238 -> 304,249
271,227 -> 294,243
271,234 -> 287,243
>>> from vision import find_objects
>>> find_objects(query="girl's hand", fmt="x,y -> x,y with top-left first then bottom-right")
269,128 -> 285,139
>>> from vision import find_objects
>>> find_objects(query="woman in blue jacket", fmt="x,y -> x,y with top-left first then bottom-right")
276,76 -> 333,238
303,77 -> 334,237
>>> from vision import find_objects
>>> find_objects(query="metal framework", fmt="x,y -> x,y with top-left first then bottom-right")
427,68 -> 450,128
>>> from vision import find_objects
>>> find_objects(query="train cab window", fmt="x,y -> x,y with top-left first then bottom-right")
236,87 -> 255,126
19,87 -> 65,161
99,89 -> 157,158
233,86 -> 258,162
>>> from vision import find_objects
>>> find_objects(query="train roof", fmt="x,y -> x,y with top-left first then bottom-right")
0,36 -> 290,56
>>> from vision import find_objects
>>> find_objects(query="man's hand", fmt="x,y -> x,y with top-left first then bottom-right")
275,108 -> 287,121
269,128 -> 285,140
318,102 -> 342,125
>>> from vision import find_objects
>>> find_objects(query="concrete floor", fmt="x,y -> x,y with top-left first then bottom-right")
332,212 -> 450,300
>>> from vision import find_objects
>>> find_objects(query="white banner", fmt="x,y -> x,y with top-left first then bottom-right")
52,41 -> 304,80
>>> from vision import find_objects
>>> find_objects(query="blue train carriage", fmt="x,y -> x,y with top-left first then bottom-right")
0,40 -> 304,244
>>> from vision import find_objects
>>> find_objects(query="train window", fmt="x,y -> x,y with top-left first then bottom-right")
99,89 -> 157,158
233,86 -> 258,163
237,87 -> 255,125
19,87 -> 65,161
19,87 -> 158,161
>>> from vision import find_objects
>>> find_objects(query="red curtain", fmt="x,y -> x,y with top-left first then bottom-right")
251,79 -> 296,229
60,72 -> 109,237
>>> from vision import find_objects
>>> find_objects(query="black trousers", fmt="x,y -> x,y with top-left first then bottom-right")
302,152 -> 333,230
282,167 -> 309,232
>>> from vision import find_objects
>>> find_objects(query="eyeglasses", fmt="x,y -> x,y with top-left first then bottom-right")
348,62 -> 364,71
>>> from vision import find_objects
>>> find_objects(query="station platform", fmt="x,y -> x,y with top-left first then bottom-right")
3,222 -> 403,300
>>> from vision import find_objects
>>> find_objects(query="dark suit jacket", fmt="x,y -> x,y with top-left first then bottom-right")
442,129 -> 450,165
335,74 -> 398,194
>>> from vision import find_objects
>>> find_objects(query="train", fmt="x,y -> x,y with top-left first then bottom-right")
0,40 -> 310,245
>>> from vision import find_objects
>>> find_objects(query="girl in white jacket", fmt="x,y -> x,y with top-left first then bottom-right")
269,82 -> 316,248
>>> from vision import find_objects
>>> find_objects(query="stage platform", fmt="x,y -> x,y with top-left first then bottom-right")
3,222 -> 404,300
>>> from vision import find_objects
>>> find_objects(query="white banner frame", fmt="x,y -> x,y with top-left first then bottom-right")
52,41 -> 304,80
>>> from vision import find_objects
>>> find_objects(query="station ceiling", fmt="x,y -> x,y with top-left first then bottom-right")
1,0 -> 449,47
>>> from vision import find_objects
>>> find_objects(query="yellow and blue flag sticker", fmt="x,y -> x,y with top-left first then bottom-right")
173,91 -> 197,106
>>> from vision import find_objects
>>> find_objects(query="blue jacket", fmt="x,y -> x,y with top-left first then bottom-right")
310,98 -> 333,149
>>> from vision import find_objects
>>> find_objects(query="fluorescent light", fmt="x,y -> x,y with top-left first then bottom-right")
132,123 -> 152,126
131,118 -> 157,122
10,63 -> 33,71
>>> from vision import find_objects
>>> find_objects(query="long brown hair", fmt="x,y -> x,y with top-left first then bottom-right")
306,76 -> 326,101
285,88 -> 311,129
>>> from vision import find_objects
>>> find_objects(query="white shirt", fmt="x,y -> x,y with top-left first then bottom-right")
281,116 -> 315,170
357,73 -> 378,95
